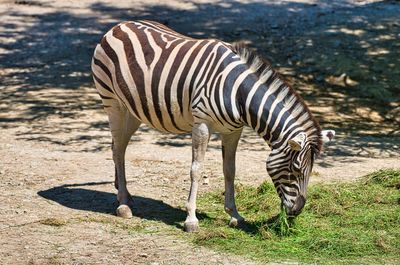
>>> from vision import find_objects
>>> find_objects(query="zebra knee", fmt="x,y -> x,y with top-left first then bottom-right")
190,161 -> 202,181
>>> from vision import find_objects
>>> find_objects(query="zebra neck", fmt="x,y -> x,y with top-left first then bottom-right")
230,42 -> 321,152
240,80 -> 305,149
246,97 -> 287,146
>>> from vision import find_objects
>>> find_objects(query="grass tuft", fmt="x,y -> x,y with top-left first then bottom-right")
196,230 -> 229,241
364,168 -> 400,188
265,210 -> 297,237
195,169 -> 400,264
40,218 -> 67,227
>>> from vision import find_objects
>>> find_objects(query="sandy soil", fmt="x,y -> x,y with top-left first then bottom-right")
0,0 -> 399,264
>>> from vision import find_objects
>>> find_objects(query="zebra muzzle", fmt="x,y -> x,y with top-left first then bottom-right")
286,194 -> 306,217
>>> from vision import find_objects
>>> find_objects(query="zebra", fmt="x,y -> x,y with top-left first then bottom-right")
91,20 -> 335,232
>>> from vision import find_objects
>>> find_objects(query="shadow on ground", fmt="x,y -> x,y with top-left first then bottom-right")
37,181 -> 208,229
1,0 -> 399,153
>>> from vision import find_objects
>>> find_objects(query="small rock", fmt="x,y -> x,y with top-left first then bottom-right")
139,253 -> 148,258
203,178 -> 209,185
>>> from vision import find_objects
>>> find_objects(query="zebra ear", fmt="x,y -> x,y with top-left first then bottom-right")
288,133 -> 306,151
321,130 -> 335,143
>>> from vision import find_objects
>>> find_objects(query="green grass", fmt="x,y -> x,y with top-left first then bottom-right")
195,169 -> 400,264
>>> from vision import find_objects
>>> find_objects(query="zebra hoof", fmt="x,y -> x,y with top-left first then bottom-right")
229,217 -> 245,228
116,204 -> 132,218
183,221 -> 199,232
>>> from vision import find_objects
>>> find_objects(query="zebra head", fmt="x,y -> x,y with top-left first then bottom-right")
267,130 -> 335,217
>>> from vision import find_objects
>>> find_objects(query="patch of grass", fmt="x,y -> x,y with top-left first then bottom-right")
310,170 -> 321,177
264,209 -> 296,237
364,168 -> 400,188
195,169 -> 400,264
39,218 -> 67,227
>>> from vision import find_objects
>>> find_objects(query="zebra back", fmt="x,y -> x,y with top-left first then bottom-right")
92,20 -> 322,154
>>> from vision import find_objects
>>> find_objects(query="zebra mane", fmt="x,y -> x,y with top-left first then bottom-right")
231,42 -> 323,154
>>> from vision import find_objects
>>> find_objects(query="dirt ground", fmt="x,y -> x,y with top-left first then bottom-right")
0,0 -> 399,264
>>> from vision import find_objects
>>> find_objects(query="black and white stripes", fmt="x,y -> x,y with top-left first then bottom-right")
92,20 -> 334,220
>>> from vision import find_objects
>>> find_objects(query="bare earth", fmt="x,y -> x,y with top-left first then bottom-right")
0,0 -> 399,264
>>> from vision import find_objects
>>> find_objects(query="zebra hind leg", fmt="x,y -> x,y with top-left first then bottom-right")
221,130 -> 245,227
106,102 -> 141,218
184,122 -> 210,232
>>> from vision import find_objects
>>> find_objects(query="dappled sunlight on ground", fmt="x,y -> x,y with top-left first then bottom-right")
0,0 -> 399,264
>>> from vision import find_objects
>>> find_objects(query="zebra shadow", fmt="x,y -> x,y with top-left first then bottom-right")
37,181 -> 208,229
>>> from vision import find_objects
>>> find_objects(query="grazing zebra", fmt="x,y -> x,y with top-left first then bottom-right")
91,20 -> 335,232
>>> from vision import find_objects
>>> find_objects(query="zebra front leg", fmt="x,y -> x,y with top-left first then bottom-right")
107,103 -> 141,218
184,123 -> 210,232
221,130 -> 244,227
